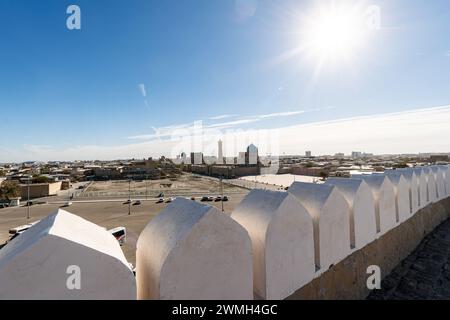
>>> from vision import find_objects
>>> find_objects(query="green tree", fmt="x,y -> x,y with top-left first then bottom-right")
319,171 -> 329,180
0,181 -> 21,200
393,162 -> 409,169
32,176 -> 50,183
304,161 -> 315,168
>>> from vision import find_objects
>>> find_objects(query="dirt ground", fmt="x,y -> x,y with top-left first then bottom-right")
83,174 -> 246,197
0,192 -> 248,267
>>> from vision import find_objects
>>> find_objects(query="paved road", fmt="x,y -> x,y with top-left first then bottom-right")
367,218 -> 450,300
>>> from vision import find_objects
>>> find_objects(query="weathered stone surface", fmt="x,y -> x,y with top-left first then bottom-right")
232,189 -> 315,300
367,202 -> 450,300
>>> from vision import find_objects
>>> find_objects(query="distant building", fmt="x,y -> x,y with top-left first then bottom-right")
352,151 -> 362,159
217,140 -> 224,165
20,181 -> 62,199
237,152 -> 246,165
191,152 -> 204,165
181,152 -> 187,164
305,151 -> 312,158
430,154 -> 449,163
225,157 -> 235,165
335,153 -> 345,159
246,144 -> 258,165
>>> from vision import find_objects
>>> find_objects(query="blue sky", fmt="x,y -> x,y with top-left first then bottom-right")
1,0 -> 450,161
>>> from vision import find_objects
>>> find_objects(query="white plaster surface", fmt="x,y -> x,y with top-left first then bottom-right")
231,189 -> 315,300
394,169 -> 420,215
288,182 -> 351,271
136,198 -> 253,300
442,165 -> 450,198
353,175 -> 397,235
325,178 -> 377,249
412,167 -> 430,208
384,172 -> 412,223
423,167 -> 438,203
431,166 -> 447,200
0,209 -> 136,300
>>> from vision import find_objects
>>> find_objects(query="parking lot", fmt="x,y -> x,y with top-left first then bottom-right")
0,192 -> 248,266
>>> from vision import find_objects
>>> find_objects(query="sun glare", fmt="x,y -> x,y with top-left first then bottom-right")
301,4 -> 366,62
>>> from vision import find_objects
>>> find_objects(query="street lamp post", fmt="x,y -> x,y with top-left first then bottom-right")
128,179 -> 131,216
27,176 -> 30,220
220,176 -> 224,212
145,175 -> 148,200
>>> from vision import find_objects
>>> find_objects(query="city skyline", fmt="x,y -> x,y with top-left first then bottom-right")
1,0 -> 450,161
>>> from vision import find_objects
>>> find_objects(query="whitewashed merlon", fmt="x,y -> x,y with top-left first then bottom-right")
288,182 -> 351,271
394,168 -> 420,215
325,178 -> 377,250
353,175 -> 397,236
384,172 -> 411,223
412,167 -> 429,208
441,165 -> 450,197
231,189 -> 315,300
431,166 -> 447,200
0,209 -> 136,300
136,198 -> 253,300
423,167 -> 438,203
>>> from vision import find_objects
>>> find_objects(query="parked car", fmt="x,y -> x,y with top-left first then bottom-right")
156,198 -> 164,204
123,199 -> 132,205
190,196 -> 196,201
201,196 -> 209,202
8,220 -> 41,242
207,196 -> 214,201
133,200 -> 142,206
214,196 -> 222,202
222,195 -> 229,201
108,227 -> 126,246
165,197 -> 175,203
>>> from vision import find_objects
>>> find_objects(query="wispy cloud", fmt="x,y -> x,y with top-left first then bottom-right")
138,83 -> 149,107
5,105 -> 450,162
127,109 -> 309,140
209,114 -> 237,120
138,84 -> 147,97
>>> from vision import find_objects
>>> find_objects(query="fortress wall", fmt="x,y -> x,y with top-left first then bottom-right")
134,165 -> 450,300
287,197 -> 450,300
3,165 -> 450,300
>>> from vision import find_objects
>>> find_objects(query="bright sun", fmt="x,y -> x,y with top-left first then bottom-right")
301,4 -> 365,62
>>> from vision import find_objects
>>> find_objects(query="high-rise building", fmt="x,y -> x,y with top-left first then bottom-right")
190,152 -> 204,165
217,140 -> 224,164
305,151 -> 312,158
351,151 -> 362,159
237,152 -> 246,165
246,144 -> 258,165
